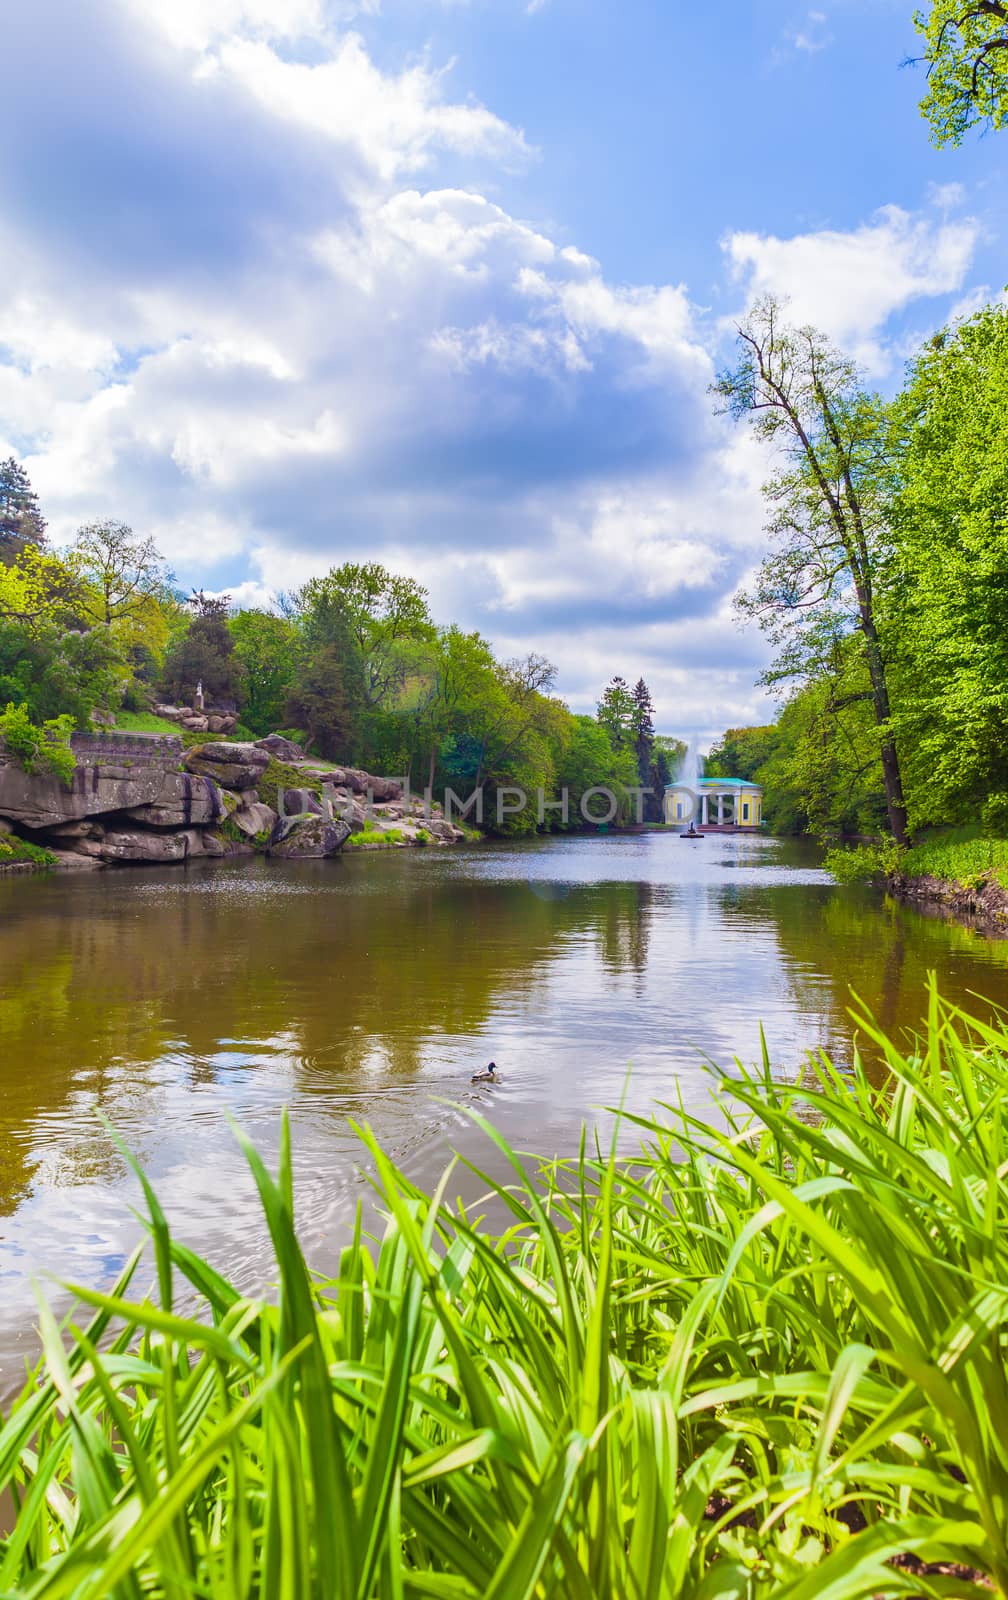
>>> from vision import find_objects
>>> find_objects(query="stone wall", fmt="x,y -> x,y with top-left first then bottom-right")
70,731 -> 182,767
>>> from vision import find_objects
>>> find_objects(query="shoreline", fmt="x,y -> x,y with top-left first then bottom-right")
888,868 -> 1008,937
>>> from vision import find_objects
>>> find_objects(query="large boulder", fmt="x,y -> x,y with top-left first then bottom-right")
279,787 -> 324,817
185,742 -> 270,792
230,800 -> 278,839
255,732 -> 304,763
98,828 -> 226,865
267,814 -> 350,859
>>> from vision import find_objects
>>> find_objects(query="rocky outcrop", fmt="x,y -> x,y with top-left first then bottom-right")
184,742 -> 270,791
153,703 -> 238,736
267,814 -> 351,858
0,727 -> 465,871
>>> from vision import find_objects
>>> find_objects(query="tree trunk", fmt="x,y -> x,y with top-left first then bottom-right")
860,617 -> 908,846
427,744 -> 436,799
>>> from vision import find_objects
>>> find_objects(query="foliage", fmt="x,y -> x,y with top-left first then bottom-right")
255,759 -> 322,814
348,825 -> 408,847
6,988 -> 1008,1593
822,840 -> 904,882
285,642 -> 364,761
901,832 -> 1008,889
0,834 -> 57,867
295,562 -> 433,708
715,296 -> 908,843
913,1 -> 1008,145
229,610 -> 303,735
70,521 -> 173,659
596,673 -> 634,748
161,593 -> 243,707
0,701 -> 75,784
0,456 -> 46,549
114,711 -> 185,735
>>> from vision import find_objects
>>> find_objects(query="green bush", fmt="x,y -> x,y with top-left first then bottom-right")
0,700 -> 75,785
5,986 -> 1008,1596
822,840 -> 903,882
0,833 -> 57,867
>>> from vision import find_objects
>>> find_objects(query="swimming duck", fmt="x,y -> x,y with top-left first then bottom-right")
471,1061 -> 498,1083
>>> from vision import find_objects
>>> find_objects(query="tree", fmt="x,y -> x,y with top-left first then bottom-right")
597,675 -> 634,750
714,297 -> 909,844
229,611 -> 303,735
886,302 -> 1008,826
0,458 -> 46,551
295,563 -> 433,707
285,644 -> 362,758
0,619 -> 124,727
71,521 -> 171,631
912,2 -> 1008,145
160,592 -> 243,707
630,678 -> 655,783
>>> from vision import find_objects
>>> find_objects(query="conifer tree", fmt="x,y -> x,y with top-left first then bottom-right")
0,458 -> 47,548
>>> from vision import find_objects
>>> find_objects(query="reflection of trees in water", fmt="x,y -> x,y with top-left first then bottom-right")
0,868 -> 659,1213
596,881 -> 652,989
767,884 -> 1008,1070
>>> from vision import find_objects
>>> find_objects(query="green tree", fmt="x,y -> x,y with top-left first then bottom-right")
295,563 -> 433,708
0,620 -> 124,726
229,611 -> 303,735
886,301 -> 1008,826
0,458 -> 46,552
715,296 -> 909,844
597,675 -> 634,750
912,2 -> 1008,145
285,643 -> 363,759
160,592 -> 243,707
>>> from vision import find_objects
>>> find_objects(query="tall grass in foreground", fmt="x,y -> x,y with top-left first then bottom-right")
2,984 -> 1008,1598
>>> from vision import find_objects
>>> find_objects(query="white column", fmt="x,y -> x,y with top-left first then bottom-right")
701,794 -> 708,826
717,794 -> 724,825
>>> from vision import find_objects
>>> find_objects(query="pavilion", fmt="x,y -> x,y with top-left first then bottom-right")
663,776 -> 763,830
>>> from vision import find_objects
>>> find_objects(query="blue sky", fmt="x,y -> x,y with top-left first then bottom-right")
1,0 -> 1005,737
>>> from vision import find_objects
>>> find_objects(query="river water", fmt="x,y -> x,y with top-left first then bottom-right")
2,831 -> 1007,1378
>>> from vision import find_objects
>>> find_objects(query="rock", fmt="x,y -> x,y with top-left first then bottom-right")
43,819 -> 103,840
0,747 -> 185,830
279,786 -> 324,817
0,817 -> 12,835
89,709 -> 117,728
98,828 -> 225,864
207,714 -> 228,733
185,742 -> 270,792
181,715 -> 209,732
267,814 -> 350,859
255,732 -> 304,763
51,849 -> 105,870
370,775 -> 403,802
120,773 -> 225,829
152,704 -> 186,721
427,818 -> 465,843
230,800 -> 278,839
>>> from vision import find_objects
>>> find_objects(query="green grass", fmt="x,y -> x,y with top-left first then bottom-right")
347,825 -> 407,847
4,983 -> 1008,1595
114,711 -> 182,735
0,834 -> 56,868
902,834 -> 1008,890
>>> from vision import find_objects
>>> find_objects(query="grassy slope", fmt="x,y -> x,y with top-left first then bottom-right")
3,984 -> 1008,1596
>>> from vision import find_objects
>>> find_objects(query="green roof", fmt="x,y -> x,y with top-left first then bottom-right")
665,776 -> 762,790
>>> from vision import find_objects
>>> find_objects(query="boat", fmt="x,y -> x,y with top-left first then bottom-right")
680,828 -> 704,840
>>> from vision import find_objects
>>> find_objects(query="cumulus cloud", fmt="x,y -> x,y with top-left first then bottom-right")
0,0 -> 985,729
724,204 -> 979,373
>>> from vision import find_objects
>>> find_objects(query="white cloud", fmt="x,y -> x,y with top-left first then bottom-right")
724,204 -> 979,372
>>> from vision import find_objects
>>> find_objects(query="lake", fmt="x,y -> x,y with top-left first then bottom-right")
2,830 -> 1007,1379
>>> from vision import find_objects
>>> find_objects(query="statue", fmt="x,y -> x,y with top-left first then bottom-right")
194,679 -> 204,712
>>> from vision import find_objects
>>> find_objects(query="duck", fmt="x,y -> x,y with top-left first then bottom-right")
471,1061 -> 498,1083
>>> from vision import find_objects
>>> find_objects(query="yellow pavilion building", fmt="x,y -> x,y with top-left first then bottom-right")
664,776 -> 763,830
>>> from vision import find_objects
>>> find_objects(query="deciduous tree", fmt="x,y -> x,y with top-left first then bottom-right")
912,2 -> 1008,144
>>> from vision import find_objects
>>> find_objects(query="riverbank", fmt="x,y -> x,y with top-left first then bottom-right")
0,726 -> 469,872
1,984 -> 1002,1596
827,832 -> 1008,936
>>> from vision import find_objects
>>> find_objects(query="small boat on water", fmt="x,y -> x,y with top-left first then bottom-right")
680,827 -> 704,839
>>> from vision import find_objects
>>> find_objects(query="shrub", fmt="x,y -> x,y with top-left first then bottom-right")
822,839 -> 903,882
0,834 -> 57,867
0,701 -> 75,785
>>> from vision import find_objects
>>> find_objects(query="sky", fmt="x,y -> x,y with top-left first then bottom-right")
1,0 -> 1006,739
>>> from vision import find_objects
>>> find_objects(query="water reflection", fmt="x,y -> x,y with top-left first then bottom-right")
1,835 -> 1007,1376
